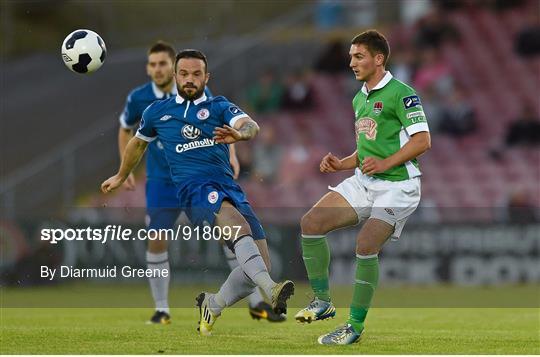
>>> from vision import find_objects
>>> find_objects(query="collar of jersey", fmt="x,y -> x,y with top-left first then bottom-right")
361,71 -> 393,95
175,93 -> 207,105
151,81 -> 178,98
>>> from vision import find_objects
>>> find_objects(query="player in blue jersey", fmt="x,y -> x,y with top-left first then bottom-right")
118,42 -> 283,325
104,49 -> 293,336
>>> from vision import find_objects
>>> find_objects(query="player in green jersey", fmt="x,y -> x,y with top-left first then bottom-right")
294,30 -> 431,345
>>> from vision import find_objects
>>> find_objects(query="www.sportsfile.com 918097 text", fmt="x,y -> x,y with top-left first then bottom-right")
40,225 -> 242,245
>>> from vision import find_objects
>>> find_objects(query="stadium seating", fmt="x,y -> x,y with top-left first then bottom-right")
93,5 -> 539,223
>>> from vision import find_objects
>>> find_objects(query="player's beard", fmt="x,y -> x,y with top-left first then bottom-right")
177,83 -> 204,101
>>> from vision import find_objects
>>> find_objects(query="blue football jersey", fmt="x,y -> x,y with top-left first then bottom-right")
135,93 -> 249,186
119,81 -> 212,182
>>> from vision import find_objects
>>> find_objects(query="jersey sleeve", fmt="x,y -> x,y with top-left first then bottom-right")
118,92 -> 140,129
395,90 -> 430,136
135,106 -> 157,142
220,100 -> 250,127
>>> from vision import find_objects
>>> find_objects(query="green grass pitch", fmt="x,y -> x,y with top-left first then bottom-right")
1,283 -> 539,354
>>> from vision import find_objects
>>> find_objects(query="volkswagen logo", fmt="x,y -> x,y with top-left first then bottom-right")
181,124 -> 201,140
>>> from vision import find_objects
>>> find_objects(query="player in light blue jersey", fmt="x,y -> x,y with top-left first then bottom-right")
118,42 -> 281,325
105,49 -> 293,336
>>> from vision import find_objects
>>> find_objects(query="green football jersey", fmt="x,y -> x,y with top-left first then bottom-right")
352,72 -> 429,181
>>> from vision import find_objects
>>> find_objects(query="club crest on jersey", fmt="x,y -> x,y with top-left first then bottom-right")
181,124 -> 201,140
355,118 -> 378,141
197,108 -> 210,120
208,191 -> 219,204
373,101 -> 383,115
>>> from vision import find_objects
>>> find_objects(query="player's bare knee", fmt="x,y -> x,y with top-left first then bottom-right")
235,225 -> 252,238
301,210 -> 328,235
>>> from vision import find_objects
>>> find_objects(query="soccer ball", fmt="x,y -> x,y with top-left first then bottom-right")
61,29 -> 106,74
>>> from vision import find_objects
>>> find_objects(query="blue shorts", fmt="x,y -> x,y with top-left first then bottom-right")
146,179 -> 182,230
177,179 -> 265,240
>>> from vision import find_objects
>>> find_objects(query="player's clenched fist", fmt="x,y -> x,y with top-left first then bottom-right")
101,174 -> 126,193
362,157 -> 389,176
320,152 -> 342,173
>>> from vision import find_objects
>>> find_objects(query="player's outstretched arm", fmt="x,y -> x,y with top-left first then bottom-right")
213,117 -> 259,144
118,127 -> 136,190
320,150 -> 359,173
362,131 -> 431,176
101,136 -> 148,193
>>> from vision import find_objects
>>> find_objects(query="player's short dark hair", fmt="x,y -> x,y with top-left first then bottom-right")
148,41 -> 176,62
175,49 -> 208,73
351,30 -> 390,66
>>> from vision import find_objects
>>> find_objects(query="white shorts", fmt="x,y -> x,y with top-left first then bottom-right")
329,168 -> 421,240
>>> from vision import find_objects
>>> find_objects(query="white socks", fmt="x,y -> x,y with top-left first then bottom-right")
233,236 -> 276,297
146,251 -> 170,314
222,244 -> 265,307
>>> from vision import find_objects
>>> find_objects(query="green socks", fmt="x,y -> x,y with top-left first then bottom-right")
301,235 -> 379,333
348,255 -> 379,333
301,235 -> 331,302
